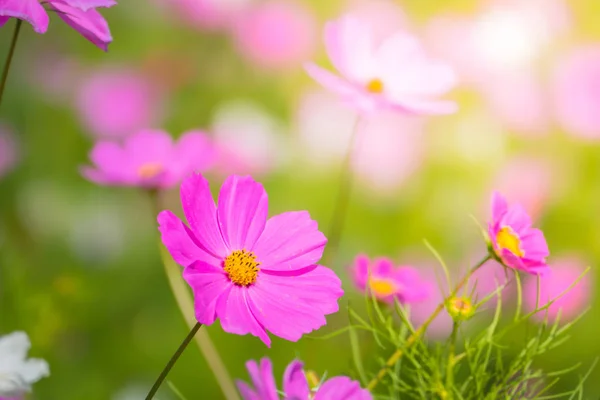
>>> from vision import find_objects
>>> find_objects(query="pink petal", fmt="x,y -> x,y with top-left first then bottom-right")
182,261 -> 231,325
171,130 -> 215,177
253,211 -> 326,272
390,97 -> 458,115
0,0 -> 49,33
247,277 -> 327,341
244,358 -> 278,400
79,165 -> 112,185
258,265 -> 343,316
57,0 -> 117,11
315,376 -> 371,400
324,16 -> 374,80
85,141 -> 132,182
351,254 -> 370,289
372,257 -> 394,276
393,267 -> 431,302
49,1 -> 112,51
283,360 -> 309,399
124,129 -> 173,167
304,62 -> 364,101
180,174 -> 228,261
157,210 -> 213,267
491,191 -> 509,222
217,175 -> 268,251
217,287 -> 270,346
521,228 -> 549,259
501,204 -> 532,234
236,381 -> 259,400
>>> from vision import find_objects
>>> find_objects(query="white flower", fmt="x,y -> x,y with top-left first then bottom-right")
0,332 -> 50,397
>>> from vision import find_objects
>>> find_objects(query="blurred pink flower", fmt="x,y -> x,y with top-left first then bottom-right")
238,358 -> 371,399
211,100 -> 287,176
166,0 -> 250,31
305,15 -> 457,115
491,156 -> 554,219
158,174 -> 343,346
524,256 -> 592,323
0,124 -> 18,179
81,129 -> 214,189
0,0 -> 115,50
553,46 -> 600,140
76,67 -> 165,139
232,0 -> 316,70
350,254 -> 431,304
488,192 -> 550,276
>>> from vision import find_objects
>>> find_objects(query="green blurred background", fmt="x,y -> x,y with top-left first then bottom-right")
2,0 -> 600,398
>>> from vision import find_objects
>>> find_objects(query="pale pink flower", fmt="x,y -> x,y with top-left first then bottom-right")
524,256 -> 592,323
76,67 -> 165,139
232,0 -> 316,70
553,45 -> 600,140
81,129 -> 214,189
305,15 -> 457,115
0,124 -> 18,179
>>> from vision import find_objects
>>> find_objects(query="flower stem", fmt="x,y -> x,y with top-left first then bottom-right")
145,322 -> 202,400
0,20 -> 22,108
445,322 -> 459,398
148,190 -> 241,400
367,254 -> 491,391
325,116 -> 363,265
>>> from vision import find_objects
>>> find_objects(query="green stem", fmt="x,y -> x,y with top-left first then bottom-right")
367,254 -> 491,391
145,322 -> 202,400
445,322 -> 459,398
0,19 -> 22,108
325,117 -> 363,265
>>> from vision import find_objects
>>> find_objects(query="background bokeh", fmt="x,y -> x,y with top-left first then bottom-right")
2,0 -> 600,398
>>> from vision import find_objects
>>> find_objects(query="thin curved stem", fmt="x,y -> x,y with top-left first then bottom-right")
325,116 -> 363,265
145,322 -> 202,400
0,19 -> 22,108
367,254 -> 491,391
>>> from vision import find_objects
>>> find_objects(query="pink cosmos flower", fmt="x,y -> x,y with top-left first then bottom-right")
524,256 -> 592,323
0,0 -> 115,51
351,254 -> 431,304
488,191 -> 550,275
232,0 -> 316,71
237,358 -> 372,400
81,129 -> 214,189
76,67 -> 165,139
304,15 -> 457,115
0,124 -> 18,179
553,45 -> 600,140
158,174 -> 343,346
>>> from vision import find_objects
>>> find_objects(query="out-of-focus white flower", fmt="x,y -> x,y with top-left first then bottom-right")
0,332 -> 49,397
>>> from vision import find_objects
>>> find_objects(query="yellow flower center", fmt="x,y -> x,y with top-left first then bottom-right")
368,278 -> 396,297
305,370 -> 320,390
447,296 -> 474,319
224,250 -> 260,286
137,162 -> 163,179
496,226 -> 525,257
366,78 -> 384,93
